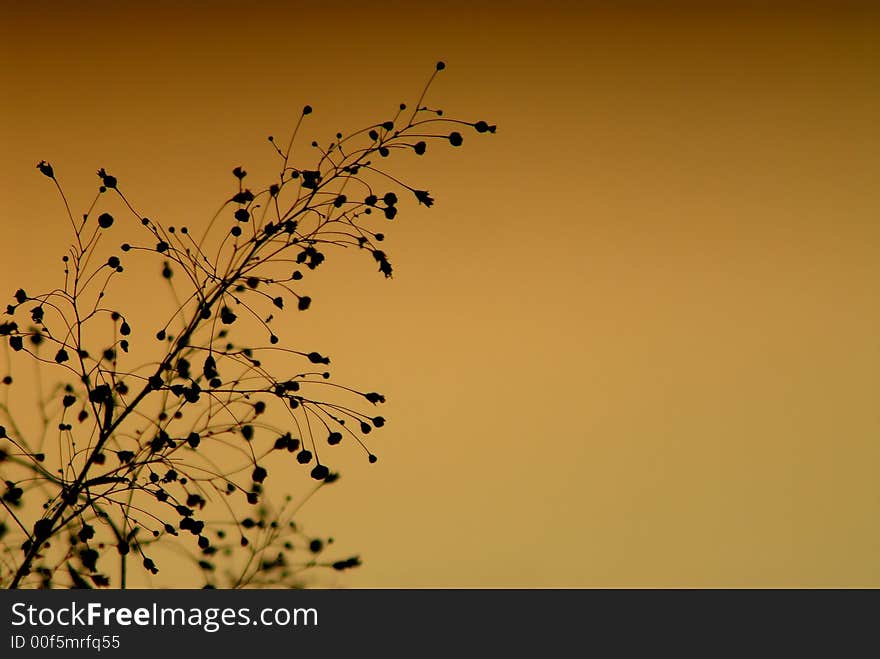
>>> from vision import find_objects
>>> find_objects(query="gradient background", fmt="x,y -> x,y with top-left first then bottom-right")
2,1 -> 879,587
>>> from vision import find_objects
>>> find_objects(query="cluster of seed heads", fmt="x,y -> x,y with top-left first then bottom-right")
0,62 -> 494,588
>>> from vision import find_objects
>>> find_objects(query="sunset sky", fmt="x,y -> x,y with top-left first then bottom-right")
2,1 -> 879,586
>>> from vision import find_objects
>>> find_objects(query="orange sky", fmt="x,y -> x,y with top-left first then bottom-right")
2,2 -> 879,586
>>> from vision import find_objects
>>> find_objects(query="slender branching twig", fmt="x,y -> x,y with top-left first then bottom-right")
0,62 -> 495,589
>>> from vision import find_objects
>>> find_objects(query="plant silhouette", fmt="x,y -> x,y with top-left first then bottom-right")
0,63 -> 495,589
